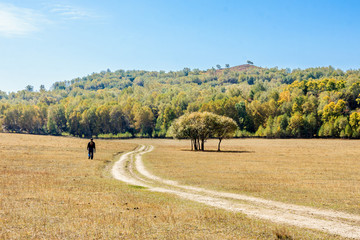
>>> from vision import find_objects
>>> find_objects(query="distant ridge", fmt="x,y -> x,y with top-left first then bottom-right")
214,64 -> 258,74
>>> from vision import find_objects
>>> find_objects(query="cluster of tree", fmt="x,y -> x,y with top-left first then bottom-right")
251,78 -> 360,138
2,103 -> 132,137
170,112 -> 237,151
2,104 -> 47,134
1,65 -> 360,139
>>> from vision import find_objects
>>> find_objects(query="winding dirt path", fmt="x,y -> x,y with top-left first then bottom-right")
112,145 -> 360,239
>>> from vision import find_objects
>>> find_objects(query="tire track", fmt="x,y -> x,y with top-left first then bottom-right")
112,145 -> 360,239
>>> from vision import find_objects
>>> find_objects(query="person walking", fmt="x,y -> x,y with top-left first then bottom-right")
87,138 -> 96,159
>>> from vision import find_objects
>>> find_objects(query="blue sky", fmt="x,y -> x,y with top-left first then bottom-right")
0,0 -> 359,92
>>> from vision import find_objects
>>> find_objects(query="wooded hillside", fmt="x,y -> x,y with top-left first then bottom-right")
1,64 -> 360,138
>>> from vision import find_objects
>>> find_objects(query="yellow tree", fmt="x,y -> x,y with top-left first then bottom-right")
134,106 -> 155,137
170,112 -> 237,151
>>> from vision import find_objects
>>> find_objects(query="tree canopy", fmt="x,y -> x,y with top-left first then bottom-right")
1,64 -> 360,139
170,112 -> 238,151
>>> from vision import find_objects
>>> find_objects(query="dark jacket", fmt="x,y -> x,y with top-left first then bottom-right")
87,141 -> 96,151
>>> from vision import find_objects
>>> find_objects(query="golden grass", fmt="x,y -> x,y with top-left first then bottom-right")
0,134 -> 347,239
142,138 -> 360,215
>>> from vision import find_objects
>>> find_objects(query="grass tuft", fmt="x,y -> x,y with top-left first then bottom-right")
128,185 -> 147,189
273,228 -> 294,240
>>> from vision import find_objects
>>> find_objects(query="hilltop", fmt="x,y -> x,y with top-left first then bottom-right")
214,64 -> 259,74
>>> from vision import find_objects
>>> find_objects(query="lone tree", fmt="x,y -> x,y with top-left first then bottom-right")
170,112 -> 212,151
25,85 -> 34,92
170,112 -> 238,151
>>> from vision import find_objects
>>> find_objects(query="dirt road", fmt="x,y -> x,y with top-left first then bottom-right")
112,145 -> 360,239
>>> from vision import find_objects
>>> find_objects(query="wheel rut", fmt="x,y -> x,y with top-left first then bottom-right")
112,145 -> 360,239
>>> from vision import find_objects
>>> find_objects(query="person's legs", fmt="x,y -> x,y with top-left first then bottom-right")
88,150 -> 94,159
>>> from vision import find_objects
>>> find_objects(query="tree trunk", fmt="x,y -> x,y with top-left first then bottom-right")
191,139 -> 194,151
201,139 -> 205,151
193,138 -> 198,151
218,138 -> 222,151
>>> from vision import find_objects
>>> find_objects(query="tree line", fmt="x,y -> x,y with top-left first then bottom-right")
1,65 -> 360,139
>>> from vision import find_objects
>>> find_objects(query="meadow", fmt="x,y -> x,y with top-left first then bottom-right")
143,138 -> 360,215
0,133 -> 355,239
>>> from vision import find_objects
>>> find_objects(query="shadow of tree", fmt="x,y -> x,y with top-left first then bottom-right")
181,149 -> 254,153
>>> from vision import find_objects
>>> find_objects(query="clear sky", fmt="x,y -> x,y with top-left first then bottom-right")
0,0 -> 359,92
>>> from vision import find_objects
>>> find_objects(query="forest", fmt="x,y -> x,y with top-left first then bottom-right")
1,64 -> 360,139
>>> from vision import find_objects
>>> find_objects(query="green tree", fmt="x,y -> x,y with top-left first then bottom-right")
170,112 -> 237,151
213,115 -> 238,151
26,85 -> 34,92
67,111 -> 82,137
81,107 -> 98,137
110,105 -> 129,134
170,112 -> 200,150
134,106 -> 155,137
287,112 -> 305,137
183,67 -> 191,76
47,105 -> 67,135
3,105 -> 22,132
96,105 -> 111,134
235,101 -> 254,132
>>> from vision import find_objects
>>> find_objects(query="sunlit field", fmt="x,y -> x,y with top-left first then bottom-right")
0,133 -> 349,239
142,138 -> 360,215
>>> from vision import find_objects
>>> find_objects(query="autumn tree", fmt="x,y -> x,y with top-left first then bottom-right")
134,106 -> 155,137
67,111 -> 82,137
47,105 -> 67,135
110,105 -> 129,134
213,115 -> 238,151
3,105 -> 22,132
96,105 -> 111,134
2,65 -> 360,139
170,112 -> 237,151
170,112 -> 202,150
81,107 -> 98,137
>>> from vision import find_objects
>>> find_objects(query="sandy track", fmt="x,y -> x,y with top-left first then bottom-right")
112,145 -> 360,239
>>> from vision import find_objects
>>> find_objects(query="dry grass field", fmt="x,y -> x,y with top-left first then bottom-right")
142,138 -> 360,215
0,133 -> 352,239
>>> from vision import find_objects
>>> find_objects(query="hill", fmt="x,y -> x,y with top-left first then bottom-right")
0,65 -> 360,139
